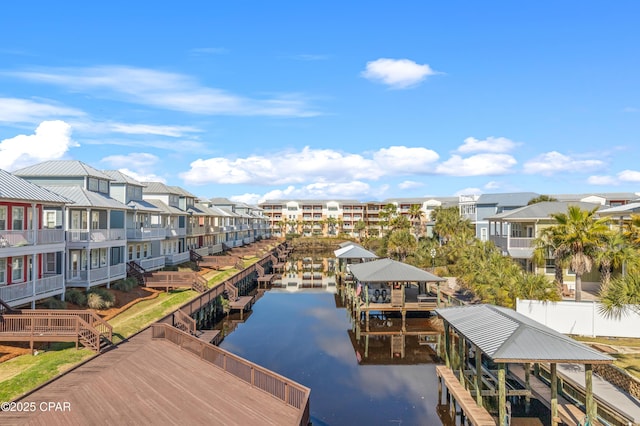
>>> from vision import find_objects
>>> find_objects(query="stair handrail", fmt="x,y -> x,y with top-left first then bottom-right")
174,309 -> 196,335
76,315 -> 101,352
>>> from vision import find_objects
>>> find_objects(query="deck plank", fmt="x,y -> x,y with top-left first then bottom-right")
0,329 -> 301,426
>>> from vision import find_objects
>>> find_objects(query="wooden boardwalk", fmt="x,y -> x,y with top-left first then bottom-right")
436,365 -> 497,426
229,296 -> 254,320
196,329 -> 222,345
0,329 -> 303,426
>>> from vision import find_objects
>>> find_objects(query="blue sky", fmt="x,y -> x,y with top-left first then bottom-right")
1,1 -> 639,204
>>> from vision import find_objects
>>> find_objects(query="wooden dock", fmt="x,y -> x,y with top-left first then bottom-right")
196,329 -> 222,345
229,295 -> 254,320
0,328 -> 307,426
436,365 -> 497,426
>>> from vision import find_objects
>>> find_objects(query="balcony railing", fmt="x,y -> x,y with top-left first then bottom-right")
137,256 -> 166,271
165,251 -> 190,265
0,229 -> 66,249
165,226 -> 186,237
490,235 -> 535,250
187,226 -> 206,236
67,263 -> 126,285
67,229 -> 126,243
0,275 -> 64,306
126,227 -> 167,240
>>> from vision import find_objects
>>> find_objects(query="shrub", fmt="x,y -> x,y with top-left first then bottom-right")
65,288 -> 87,306
112,277 -> 138,292
43,297 -> 67,309
87,288 -> 115,309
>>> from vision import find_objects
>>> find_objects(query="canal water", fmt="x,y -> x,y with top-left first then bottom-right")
219,256 -> 446,425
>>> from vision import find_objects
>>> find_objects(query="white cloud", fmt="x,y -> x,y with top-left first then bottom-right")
235,181 -> 372,205
8,66 -> 319,117
523,151 -> 605,175
457,136 -> 518,154
180,146 -> 378,185
587,175 -> 618,185
618,170 -> 640,182
101,152 -> 160,169
454,187 -> 483,196
361,58 -> 439,89
118,168 -> 166,184
0,120 -> 77,170
372,146 -> 439,173
435,153 -> 517,176
398,180 -> 423,189
484,181 -> 502,190
108,123 -> 200,137
0,98 -> 85,123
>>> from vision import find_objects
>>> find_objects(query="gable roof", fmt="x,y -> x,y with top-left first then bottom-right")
142,182 -> 181,195
349,258 -> 445,283
476,192 -> 540,206
144,199 -> 185,215
102,170 -> 145,186
169,185 -> 197,198
14,160 -> 112,180
487,201 -> 602,221
44,186 -> 128,209
436,304 -> 613,364
0,169 -> 71,204
334,244 -> 378,259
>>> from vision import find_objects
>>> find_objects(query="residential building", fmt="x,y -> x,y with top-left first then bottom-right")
0,169 -> 70,307
14,161 -> 129,290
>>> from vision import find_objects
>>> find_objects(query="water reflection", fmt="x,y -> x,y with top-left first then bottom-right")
218,253 -> 449,425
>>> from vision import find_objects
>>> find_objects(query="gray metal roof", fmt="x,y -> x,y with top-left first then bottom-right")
476,192 -> 540,206
127,199 -> 164,213
487,201 -> 602,221
0,169 -> 71,204
169,185 -> 197,198
436,304 -> 614,364
45,186 -> 128,209
102,170 -> 145,186
598,202 -> 640,215
334,244 -> 378,259
144,199 -> 186,215
14,160 -> 112,180
552,192 -> 640,203
142,182 -> 181,195
349,258 -> 445,283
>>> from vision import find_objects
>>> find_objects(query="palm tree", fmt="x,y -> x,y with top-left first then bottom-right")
533,225 -> 569,290
408,204 -> 425,237
432,206 -> 469,245
379,203 -> 398,235
354,220 -> 367,241
599,271 -> 640,318
594,231 -> 639,292
325,217 -> 338,236
622,214 -> 640,246
546,206 -> 610,302
386,228 -> 416,262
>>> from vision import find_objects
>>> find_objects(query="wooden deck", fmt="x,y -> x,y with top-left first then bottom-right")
436,365 -> 497,426
196,329 -> 222,345
0,328 -> 304,426
229,296 -> 254,320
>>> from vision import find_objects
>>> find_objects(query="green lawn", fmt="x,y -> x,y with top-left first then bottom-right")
108,289 -> 198,343
0,344 -> 94,402
573,335 -> 640,380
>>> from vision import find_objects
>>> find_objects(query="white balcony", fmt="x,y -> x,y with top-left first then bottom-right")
0,229 -> 65,248
0,274 -> 65,307
67,229 -> 126,243
66,263 -> 126,287
188,226 -> 206,236
165,226 -> 186,237
127,227 -> 167,240
137,256 -> 166,271
165,251 -> 190,265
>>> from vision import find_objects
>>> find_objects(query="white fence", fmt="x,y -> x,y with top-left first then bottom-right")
516,299 -> 640,338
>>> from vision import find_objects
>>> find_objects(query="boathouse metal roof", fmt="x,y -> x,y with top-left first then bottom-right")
349,258 -> 445,283
333,244 -> 378,259
436,304 -> 614,364
0,169 -> 71,204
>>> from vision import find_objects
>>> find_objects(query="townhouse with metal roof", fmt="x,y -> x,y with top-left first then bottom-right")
13,161 -> 130,291
0,169 -> 71,307
487,201 -> 603,289
103,170 -> 167,273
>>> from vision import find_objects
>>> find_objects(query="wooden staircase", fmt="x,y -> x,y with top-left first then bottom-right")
0,309 -> 113,353
190,249 -> 203,264
127,261 -> 148,286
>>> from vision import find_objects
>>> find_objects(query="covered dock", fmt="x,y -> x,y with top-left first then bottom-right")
436,304 -> 615,426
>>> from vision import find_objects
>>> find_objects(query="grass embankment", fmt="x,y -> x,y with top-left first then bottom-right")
573,335 -> 640,380
0,344 -> 94,402
0,255 -> 266,399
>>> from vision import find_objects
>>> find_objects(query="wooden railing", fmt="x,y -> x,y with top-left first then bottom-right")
151,323 -> 310,423
145,272 -> 206,293
224,281 -> 239,301
17,309 -> 113,342
127,261 -> 147,286
174,309 -> 196,335
0,313 -> 102,352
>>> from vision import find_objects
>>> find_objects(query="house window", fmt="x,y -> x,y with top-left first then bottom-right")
46,211 -> 56,229
545,259 -> 555,274
91,249 -> 100,268
88,177 -> 99,191
143,243 -> 148,258
45,253 -> 56,274
91,211 -> 100,230
12,257 -> 24,282
100,248 -> 108,267
12,207 -> 24,230
128,245 -> 133,261
0,206 -> 6,230
0,258 -> 5,284
136,245 -> 141,259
